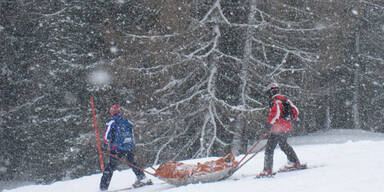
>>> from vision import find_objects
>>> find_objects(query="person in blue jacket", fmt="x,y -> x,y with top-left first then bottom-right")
99,104 -> 152,191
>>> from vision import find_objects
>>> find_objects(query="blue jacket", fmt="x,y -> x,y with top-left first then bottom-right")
103,113 -> 135,151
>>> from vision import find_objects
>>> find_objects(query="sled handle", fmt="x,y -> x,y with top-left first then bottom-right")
234,143 -> 267,172
237,131 -> 269,166
232,131 -> 270,172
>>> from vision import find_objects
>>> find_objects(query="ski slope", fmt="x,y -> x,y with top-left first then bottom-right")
3,129 -> 384,192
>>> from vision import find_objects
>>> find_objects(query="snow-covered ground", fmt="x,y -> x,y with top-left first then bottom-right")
3,129 -> 384,192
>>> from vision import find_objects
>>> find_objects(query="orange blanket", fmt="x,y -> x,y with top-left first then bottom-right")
155,152 -> 238,179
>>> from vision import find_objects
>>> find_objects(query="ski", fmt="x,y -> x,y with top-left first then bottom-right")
132,181 -> 153,188
108,186 -> 133,192
252,164 -> 323,180
254,172 -> 277,179
278,163 -> 308,173
277,163 -> 325,173
107,181 -> 164,192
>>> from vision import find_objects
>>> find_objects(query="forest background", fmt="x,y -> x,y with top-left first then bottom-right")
1,0 -> 383,184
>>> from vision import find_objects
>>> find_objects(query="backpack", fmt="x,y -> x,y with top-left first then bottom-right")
279,98 -> 294,121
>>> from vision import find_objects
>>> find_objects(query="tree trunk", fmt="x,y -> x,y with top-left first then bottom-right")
353,30 -> 361,129
231,0 -> 258,155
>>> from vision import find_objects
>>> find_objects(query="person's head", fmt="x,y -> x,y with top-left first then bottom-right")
268,83 -> 280,97
109,104 -> 121,116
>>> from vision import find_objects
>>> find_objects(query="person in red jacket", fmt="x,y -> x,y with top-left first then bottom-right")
257,83 -> 301,177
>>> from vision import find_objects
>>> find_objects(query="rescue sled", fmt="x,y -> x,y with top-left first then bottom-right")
103,132 -> 270,186
154,152 -> 238,186
153,132 -> 270,186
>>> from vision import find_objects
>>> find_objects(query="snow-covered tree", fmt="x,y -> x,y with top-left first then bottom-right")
1,0 -> 384,185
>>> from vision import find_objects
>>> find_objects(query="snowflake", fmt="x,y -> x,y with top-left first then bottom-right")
351,9 -> 359,15
116,0 -> 126,4
110,46 -> 119,54
89,69 -> 111,85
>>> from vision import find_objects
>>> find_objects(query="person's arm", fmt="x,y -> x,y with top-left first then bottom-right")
288,100 -> 299,120
268,99 -> 281,124
104,120 -> 114,144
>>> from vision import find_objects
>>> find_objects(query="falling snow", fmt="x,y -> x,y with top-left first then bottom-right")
1,1 -> 384,190
89,69 -> 111,85
110,46 -> 119,54
116,0 -> 126,4
351,9 -> 359,15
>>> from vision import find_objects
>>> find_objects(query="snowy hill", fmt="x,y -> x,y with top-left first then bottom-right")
3,129 -> 384,192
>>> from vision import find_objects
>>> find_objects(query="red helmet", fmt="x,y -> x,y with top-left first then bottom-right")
109,104 -> 121,116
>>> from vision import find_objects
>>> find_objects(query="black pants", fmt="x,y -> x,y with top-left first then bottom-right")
263,133 -> 299,171
100,150 -> 145,190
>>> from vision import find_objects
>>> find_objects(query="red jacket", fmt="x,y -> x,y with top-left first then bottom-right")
267,94 -> 299,133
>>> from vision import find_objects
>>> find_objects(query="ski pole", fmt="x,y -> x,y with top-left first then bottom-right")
90,97 -> 104,172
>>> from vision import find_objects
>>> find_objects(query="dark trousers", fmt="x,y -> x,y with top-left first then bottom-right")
100,150 -> 145,190
263,133 -> 299,171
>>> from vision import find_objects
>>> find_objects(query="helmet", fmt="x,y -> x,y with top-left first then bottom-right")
268,83 -> 280,97
109,104 -> 121,116
268,83 -> 279,90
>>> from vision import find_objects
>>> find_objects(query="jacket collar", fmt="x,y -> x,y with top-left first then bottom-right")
112,113 -> 123,120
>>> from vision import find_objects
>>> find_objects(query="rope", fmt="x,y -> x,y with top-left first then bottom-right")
102,151 -> 156,176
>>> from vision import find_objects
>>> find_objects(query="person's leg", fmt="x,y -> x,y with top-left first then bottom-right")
100,151 -> 119,190
123,151 -> 145,180
277,133 -> 299,164
263,134 -> 279,171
